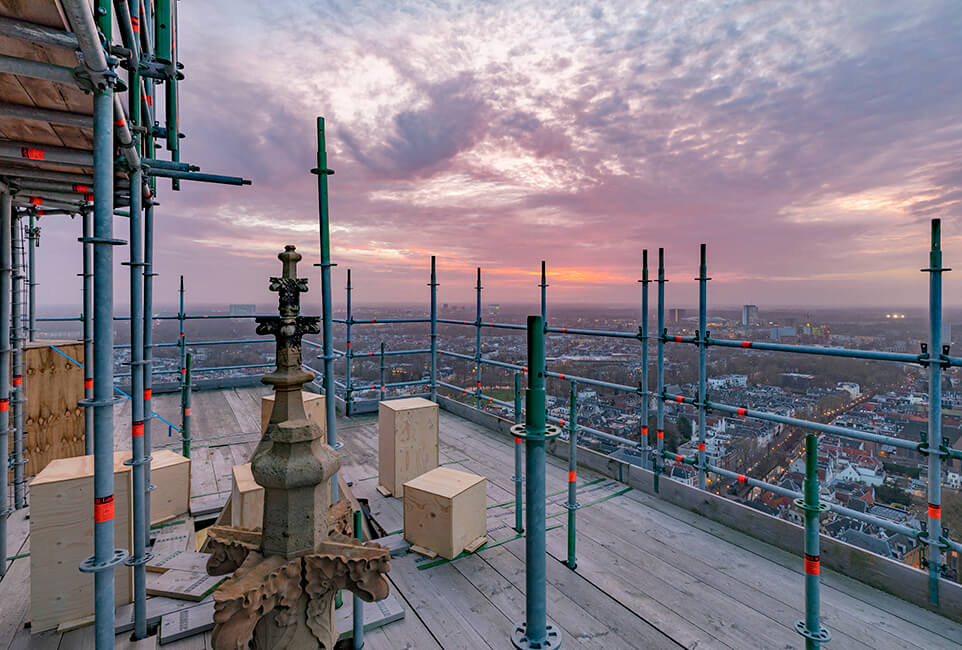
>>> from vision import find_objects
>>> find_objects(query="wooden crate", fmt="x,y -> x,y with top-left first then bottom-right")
403,467 -> 486,560
378,397 -> 438,497
260,392 -> 326,434
29,453 -> 134,633
116,449 -> 191,525
20,340 -> 85,481
230,462 -> 263,529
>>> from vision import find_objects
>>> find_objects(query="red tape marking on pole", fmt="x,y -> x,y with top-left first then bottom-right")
84,378 -> 93,389
144,389 -> 151,400
346,341 -> 351,347
929,503 -> 941,519
73,184 -> 89,193
94,495 -> 114,523
675,395 -> 684,403
184,408 -> 191,417
737,474 -> 747,483
0,399 -> 8,412
131,16 -> 140,32
741,341 -> 752,348
29,197 -> 42,206
12,376 -> 21,386
674,336 -> 682,342
736,407 -> 747,416
698,442 -> 705,451
568,470 -> 576,482
21,147 -> 44,160
804,553 -> 820,575
674,455 -> 684,462
641,426 -> 648,435
514,437 -> 522,444
132,421 -> 144,437
656,429 -> 664,439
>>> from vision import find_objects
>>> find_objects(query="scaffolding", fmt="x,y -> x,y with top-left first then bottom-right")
0,6 -> 957,647
0,1 -> 250,645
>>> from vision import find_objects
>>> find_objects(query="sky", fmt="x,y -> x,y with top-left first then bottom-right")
36,1 -> 962,311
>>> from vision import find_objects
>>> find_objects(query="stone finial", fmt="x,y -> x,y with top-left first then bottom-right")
208,245 -> 391,649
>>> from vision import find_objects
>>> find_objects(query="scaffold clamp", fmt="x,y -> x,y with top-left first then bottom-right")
79,548 -> 128,574
793,497 -> 829,514
794,620 -> 831,644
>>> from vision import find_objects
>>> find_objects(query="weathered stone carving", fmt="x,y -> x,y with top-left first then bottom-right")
208,245 -> 391,649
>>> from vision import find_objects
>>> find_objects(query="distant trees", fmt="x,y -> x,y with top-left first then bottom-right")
875,483 -> 912,507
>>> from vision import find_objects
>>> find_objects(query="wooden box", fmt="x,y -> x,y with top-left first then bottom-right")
378,397 -> 438,497
29,453 -> 134,632
231,462 -> 264,529
116,449 -> 191,525
403,467 -> 486,560
19,340 -> 85,481
260,392 -> 326,434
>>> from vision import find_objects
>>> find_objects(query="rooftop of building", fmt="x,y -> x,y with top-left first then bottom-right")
3,385 -> 961,648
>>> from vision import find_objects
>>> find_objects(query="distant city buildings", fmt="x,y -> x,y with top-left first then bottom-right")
742,304 -> 759,326
229,303 -> 256,315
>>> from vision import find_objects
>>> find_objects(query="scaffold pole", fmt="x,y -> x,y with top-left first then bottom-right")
345,268 -> 353,416
510,315 -> 561,649
476,267 -> 482,411
313,116 -> 339,501
566,378 -> 579,569
640,248 -> 650,462
513,370 -> 523,533
697,243 -> 709,490
656,247 -> 666,490
0,188 -> 10,578
430,255 -> 438,402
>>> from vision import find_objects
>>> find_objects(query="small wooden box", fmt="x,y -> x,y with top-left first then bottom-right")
261,392 -> 326,434
116,449 -> 191,525
403,467 -> 486,560
30,453 -> 134,632
231,462 -> 264,529
378,398 -> 439,497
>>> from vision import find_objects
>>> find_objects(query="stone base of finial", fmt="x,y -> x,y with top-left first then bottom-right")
207,526 -> 391,649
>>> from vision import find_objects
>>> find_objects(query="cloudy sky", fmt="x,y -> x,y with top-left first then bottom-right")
39,1 -> 962,310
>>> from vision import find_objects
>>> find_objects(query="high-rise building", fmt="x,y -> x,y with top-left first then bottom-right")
742,304 -> 759,326
944,321 -> 952,345
229,303 -> 257,315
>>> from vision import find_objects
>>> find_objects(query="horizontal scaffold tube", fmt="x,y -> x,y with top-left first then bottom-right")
704,336 -> 921,364
351,348 -> 430,358
547,326 -> 639,339
662,391 -> 917,451
335,317 -> 431,325
437,318 -> 527,330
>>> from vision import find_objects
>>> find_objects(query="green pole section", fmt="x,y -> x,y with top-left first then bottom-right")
655,248 -> 666,491
696,243 -> 709,489
181,352 -> 191,458
345,269 -> 353,416
379,341 -> 386,402
925,218 -> 945,606
475,267 -> 482,411
352,509 -> 364,649
511,315 -> 561,649
512,371 -> 523,533
565,379 -> 578,569
313,116 -> 339,502
795,433 -> 829,648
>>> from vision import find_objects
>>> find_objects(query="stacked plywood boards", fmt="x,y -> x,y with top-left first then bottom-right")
260,392 -> 326,434
378,398 -> 438,496
403,467 -> 486,560
20,340 -> 85,481
116,448 -> 191,525
231,462 -> 263,529
29,453 -> 133,632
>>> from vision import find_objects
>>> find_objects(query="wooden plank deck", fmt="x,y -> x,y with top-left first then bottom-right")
2,385 -> 962,648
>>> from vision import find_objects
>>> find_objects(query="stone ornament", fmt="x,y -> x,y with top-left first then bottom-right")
207,245 -> 391,649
